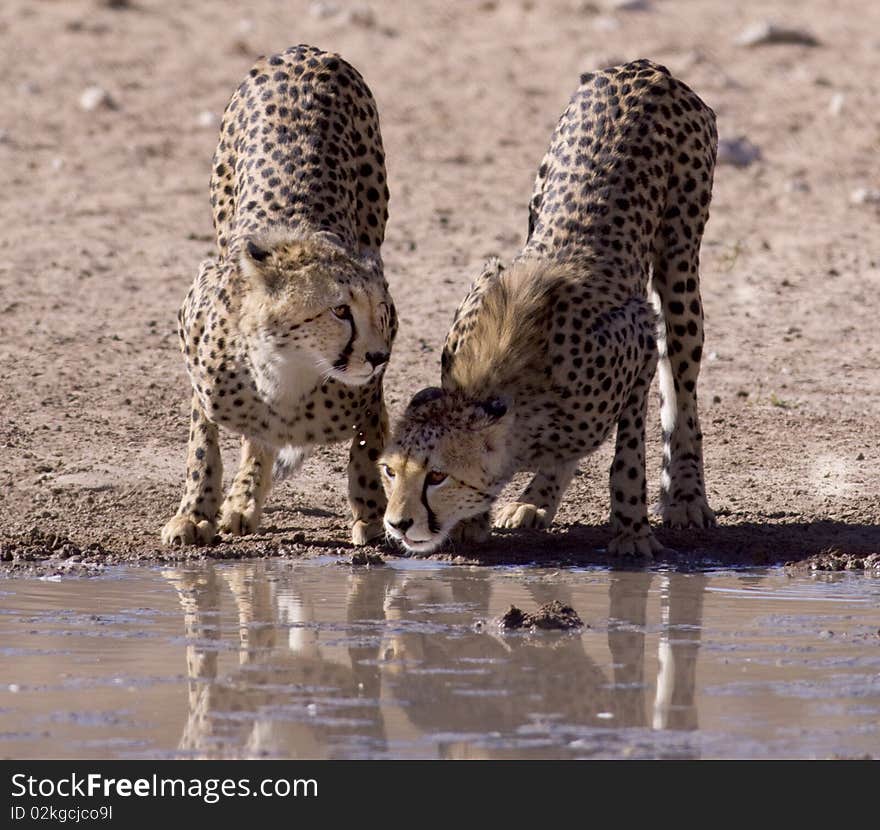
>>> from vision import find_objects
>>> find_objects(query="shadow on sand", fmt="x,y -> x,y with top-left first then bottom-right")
425,519 -> 880,568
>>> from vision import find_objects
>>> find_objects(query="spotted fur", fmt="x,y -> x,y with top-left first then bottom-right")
162,45 -> 396,547
381,60 -> 717,557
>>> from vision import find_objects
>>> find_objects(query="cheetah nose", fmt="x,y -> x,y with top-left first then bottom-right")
388,517 -> 413,534
366,351 -> 389,369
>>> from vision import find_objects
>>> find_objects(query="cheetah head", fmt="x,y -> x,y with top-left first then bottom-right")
379,387 -> 514,555
239,230 -> 396,386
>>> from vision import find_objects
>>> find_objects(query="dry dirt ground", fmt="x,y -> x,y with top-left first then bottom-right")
2,0 -> 879,575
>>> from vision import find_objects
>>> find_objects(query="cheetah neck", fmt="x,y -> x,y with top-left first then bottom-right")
243,328 -> 323,409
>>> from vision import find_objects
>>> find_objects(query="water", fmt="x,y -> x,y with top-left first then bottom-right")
1,559 -> 878,759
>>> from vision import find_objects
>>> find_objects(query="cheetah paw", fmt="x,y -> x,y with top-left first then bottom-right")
161,515 -> 217,547
450,514 -> 490,545
218,504 -> 262,536
494,502 -> 550,530
351,519 -> 384,546
608,530 -> 662,559
659,498 -> 716,529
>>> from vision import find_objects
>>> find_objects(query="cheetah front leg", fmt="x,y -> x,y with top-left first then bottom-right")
608,364 -> 662,558
348,386 -> 389,546
494,461 -> 578,530
218,437 -> 277,536
161,392 -> 223,546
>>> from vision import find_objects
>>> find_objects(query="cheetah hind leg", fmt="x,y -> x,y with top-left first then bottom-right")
650,165 -> 716,530
655,345 -> 716,529
218,438 -> 277,536
494,462 -> 577,530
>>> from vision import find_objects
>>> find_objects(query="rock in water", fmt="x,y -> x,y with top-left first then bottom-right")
499,600 -> 584,630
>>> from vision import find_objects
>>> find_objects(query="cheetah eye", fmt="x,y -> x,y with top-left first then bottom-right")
426,470 -> 447,486
331,304 -> 351,320
381,464 -> 396,479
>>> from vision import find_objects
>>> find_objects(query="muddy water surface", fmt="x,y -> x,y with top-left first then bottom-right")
1,560 -> 878,759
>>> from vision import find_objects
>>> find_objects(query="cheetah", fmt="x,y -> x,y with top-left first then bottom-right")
161,45 -> 396,548
380,60 -> 717,557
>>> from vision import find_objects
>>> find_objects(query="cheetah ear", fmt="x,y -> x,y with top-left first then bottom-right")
313,230 -> 346,250
245,239 -> 271,263
240,236 -> 292,290
406,387 -> 444,412
481,257 -> 505,278
467,396 -> 511,430
471,257 -> 505,289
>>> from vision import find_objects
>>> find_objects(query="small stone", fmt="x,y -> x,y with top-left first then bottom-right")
712,395 -> 722,404
819,629 -> 834,640
345,5 -> 376,27
735,22 -> 820,48
592,15 -> 620,31
50,157 -> 64,172
196,110 -> 218,128
856,452 -> 865,461
785,178 -> 810,193
79,86 -> 117,112
309,1 -> 340,18
828,92 -> 845,116
610,0 -> 651,10
717,136 -> 761,167
500,605 -> 529,629
850,187 -> 880,205
348,550 -> 384,566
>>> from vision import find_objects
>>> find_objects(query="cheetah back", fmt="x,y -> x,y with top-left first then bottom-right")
211,44 -> 390,259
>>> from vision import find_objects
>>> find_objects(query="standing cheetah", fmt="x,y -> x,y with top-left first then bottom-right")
380,60 -> 716,556
162,45 -> 396,547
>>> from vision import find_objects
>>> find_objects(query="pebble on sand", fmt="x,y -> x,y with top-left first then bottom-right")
850,187 -> 880,205
309,1 -> 340,18
717,136 -> 762,167
345,6 -> 377,27
609,0 -> 652,11
735,22 -> 820,48
79,85 -> 117,112
196,110 -> 218,128
828,92 -> 845,117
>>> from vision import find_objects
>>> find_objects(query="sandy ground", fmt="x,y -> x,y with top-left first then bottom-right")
1,0 -> 879,575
